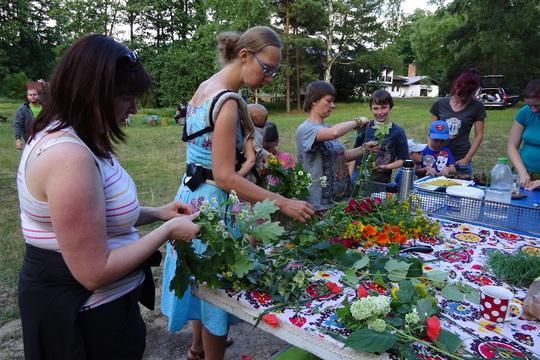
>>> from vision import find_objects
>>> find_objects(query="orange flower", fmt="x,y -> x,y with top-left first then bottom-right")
391,233 -> 408,244
363,225 -> 378,236
382,224 -> 391,233
262,314 -> 279,328
413,229 -> 420,239
357,285 -> 368,298
391,225 -> 400,233
374,232 -> 390,245
426,316 -> 441,340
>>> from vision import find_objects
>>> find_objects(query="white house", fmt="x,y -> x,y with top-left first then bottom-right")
373,65 -> 440,98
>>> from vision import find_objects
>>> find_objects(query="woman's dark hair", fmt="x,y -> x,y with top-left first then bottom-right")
28,34 -> 152,157
263,121 -> 279,143
303,81 -> 337,113
451,68 -> 480,99
369,89 -> 394,109
522,79 -> 540,99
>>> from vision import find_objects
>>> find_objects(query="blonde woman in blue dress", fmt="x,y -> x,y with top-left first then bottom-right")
161,26 -> 314,360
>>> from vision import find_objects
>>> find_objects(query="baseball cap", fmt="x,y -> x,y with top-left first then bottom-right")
407,139 -> 427,153
429,120 -> 449,140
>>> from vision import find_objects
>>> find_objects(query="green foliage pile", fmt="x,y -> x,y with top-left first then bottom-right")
485,250 -> 540,288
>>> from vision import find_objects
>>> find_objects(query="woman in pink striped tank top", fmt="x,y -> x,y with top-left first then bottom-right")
16,34 -> 200,360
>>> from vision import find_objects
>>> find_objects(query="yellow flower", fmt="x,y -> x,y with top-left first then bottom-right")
391,287 -> 399,300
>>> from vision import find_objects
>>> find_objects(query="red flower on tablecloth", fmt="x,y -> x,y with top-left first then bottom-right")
363,281 -> 387,294
476,340 -> 527,359
420,235 -> 442,245
495,231 -> 521,241
305,284 -> 332,299
289,314 -> 307,327
522,324 -> 537,331
252,290 -> 272,304
437,250 -> 471,263
357,285 -> 368,298
326,282 -> 343,294
262,314 -> 279,328
426,316 -> 441,340
467,273 -> 497,286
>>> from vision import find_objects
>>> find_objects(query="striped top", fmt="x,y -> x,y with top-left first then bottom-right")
16,125 -> 144,310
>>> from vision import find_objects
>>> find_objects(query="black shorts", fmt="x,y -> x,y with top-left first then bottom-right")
18,244 -> 146,360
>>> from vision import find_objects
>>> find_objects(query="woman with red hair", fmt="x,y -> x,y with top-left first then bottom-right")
429,68 -> 487,175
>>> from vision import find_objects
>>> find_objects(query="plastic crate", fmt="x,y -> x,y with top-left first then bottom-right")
414,188 -> 540,235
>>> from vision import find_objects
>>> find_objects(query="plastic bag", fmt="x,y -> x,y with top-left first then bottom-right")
523,276 -> 540,321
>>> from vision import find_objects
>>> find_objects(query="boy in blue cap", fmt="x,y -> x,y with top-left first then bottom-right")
417,120 -> 457,177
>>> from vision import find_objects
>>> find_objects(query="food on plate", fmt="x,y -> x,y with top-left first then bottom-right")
428,179 -> 462,187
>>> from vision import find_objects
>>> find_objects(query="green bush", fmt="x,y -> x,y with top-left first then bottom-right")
0,72 -> 30,100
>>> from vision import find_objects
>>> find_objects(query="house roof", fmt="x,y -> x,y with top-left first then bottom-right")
396,75 -> 440,85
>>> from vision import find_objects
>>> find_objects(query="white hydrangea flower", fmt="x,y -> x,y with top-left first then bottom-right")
202,200 -> 210,207
222,231 -> 229,238
368,318 -> 387,332
216,224 -> 223,232
200,205 -> 207,211
211,197 -> 218,203
350,296 -> 391,321
298,171 -> 304,176
405,308 -> 420,325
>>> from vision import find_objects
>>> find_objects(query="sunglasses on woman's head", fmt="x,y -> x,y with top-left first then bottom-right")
117,51 -> 139,72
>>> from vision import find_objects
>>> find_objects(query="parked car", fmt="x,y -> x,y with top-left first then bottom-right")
505,86 -> 521,107
473,75 -> 508,109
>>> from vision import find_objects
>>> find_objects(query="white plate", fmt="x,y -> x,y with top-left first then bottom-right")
414,176 -> 474,191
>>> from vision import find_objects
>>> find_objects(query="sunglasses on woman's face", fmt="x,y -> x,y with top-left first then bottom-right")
117,51 -> 139,72
252,53 -> 279,77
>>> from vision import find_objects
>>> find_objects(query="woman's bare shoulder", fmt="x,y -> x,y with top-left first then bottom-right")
189,75 -> 231,107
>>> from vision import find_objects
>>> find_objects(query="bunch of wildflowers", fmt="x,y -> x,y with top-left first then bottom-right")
319,195 -> 440,249
262,155 -> 326,199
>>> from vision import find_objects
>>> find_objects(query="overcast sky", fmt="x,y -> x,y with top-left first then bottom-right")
401,0 -> 439,14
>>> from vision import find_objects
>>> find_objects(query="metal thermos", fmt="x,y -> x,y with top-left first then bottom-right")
398,160 -> 415,201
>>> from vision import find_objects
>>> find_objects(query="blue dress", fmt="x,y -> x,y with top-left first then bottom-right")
161,92 -> 239,335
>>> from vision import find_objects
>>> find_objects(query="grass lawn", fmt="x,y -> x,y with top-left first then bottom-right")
0,97 -> 521,326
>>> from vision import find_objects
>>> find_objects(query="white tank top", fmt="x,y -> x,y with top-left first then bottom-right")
16,125 -> 144,310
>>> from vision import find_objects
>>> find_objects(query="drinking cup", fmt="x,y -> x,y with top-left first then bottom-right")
479,285 -> 523,323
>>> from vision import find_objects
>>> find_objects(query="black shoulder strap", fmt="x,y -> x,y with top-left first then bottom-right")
182,90 -> 233,142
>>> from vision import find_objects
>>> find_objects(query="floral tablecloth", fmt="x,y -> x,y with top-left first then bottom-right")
193,219 -> 540,360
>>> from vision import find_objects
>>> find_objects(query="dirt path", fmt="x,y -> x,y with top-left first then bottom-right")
0,289 -> 287,360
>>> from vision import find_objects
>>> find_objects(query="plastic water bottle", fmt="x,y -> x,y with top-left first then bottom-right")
398,160 -> 415,201
484,158 -> 513,219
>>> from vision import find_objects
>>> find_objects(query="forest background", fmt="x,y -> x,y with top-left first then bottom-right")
1,0 -> 540,109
